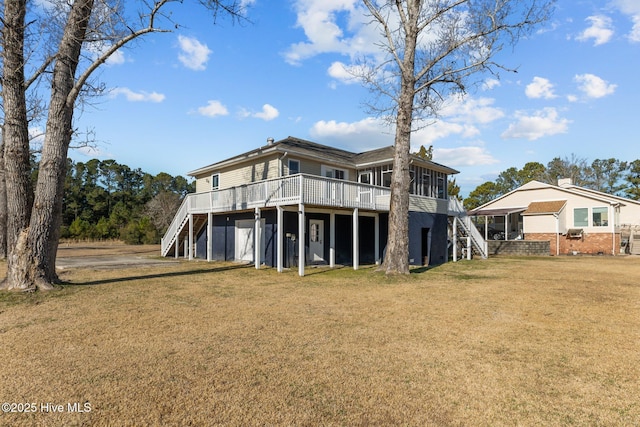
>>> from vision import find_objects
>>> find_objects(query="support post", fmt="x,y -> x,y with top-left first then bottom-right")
466,236 -> 471,260
505,214 -> 509,241
374,213 -> 380,265
188,214 -> 193,260
254,207 -> 261,270
298,203 -> 305,277
353,208 -> 359,270
277,205 -> 283,272
329,211 -> 336,268
207,212 -> 213,262
453,216 -> 458,262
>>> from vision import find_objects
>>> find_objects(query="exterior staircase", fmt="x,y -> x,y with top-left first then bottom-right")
448,198 -> 488,259
162,207 -> 207,258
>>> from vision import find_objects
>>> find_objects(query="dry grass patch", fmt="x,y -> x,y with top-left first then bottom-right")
1,250 -> 639,426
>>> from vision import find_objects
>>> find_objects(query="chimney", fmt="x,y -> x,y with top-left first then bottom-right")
267,137 -> 275,145
558,178 -> 572,188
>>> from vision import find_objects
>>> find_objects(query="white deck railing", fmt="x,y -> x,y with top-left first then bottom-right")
161,174 -> 393,255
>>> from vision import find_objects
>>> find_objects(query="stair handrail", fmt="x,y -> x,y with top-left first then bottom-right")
161,194 -> 192,256
458,216 -> 488,258
448,198 -> 488,259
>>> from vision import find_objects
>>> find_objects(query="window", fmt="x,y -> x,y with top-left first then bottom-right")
382,170 -> 392,187
437,177 -> 445,199
288,159 -> 300,175
592,207 -> 609,227
322,166 -> 347,180
358,171 -> 372,185
422,174 -> 431,197
310,222 -> 320,243
573,208 -> 588,227
211,173 -> 220,190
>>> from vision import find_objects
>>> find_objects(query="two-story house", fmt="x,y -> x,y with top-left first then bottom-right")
162,136 -> 466,275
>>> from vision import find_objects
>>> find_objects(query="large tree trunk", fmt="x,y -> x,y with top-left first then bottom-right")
0,143 -> 8,259
382,91 -> 414,275
381,1 -> 419,275
0,0 -> 35,290
3,0 -> 94,291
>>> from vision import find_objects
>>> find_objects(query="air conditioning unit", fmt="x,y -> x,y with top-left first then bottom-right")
567,228 -> 583,239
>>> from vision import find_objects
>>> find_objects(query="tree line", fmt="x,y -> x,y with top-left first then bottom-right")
60,158 -> 191,244
462,156 -> 640,210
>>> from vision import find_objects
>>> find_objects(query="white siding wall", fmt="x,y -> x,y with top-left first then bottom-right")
619,203 -> 640,226
524,215 -> 558,233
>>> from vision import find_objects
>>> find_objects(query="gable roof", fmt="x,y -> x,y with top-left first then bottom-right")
522,200 -> 567,215
470,180 -> 629,215
562,184 -> 640,207
188,136 -> 459,176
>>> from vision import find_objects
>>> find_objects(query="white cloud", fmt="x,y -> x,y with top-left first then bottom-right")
574,73 -> 617,98
412,121 -> 475,146
84,42 -> 126,66
501,108 -> 570,141
576,15 -> 614,46
310,117 -> 393,150
284,0 -> 379,65
74,145 -> 110,158
327,61 -> 359,84
106,50 -> 125,65
110,87 -> 165,102
197,100 -> 229,117
177,35 -> 212,71
482,78 -> 501,91
630,15 -> 640,42
611,0 -> 640,42
310,94 -> 504,152
241,104 -> 280,121
432,146 -> 499,167
439,95 -> 505,125
525,77 -> 557,99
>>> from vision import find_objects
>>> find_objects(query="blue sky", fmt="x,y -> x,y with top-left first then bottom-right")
65,0 -> 639,197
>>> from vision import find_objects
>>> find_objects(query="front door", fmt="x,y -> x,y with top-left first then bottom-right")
309,219 -> 325,263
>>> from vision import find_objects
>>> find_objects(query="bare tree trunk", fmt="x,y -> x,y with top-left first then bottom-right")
380,1 -> 419,275
1,0 -> 34,290
3,0 -> 94,290
0,143 -> 8,259
382,92 -> 413,275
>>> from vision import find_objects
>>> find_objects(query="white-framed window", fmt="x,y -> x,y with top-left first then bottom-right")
321,165 -> 348,180
288,159 -> 300,175
592,207 -> 609,227
358,171 -> 372,185
573,208 -> 588,227
211,173 -> 220,190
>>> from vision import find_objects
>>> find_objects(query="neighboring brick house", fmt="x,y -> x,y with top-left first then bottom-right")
161,136 -> 463,275
469,179 -> 640,255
